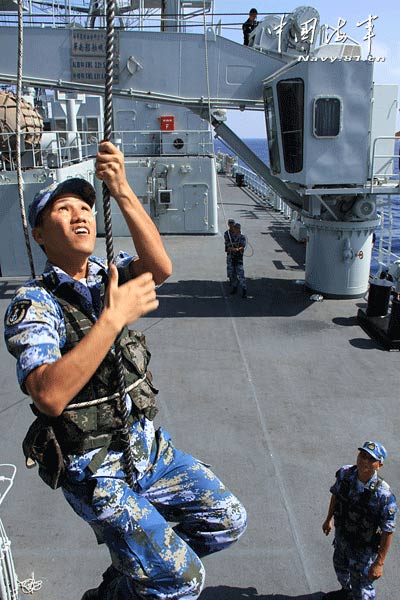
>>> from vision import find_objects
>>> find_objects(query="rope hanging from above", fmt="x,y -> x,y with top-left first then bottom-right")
16,0 -> 36,279
102,0 -> 136,489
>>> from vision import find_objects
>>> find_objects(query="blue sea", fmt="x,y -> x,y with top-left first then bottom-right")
214,137 -> 400,268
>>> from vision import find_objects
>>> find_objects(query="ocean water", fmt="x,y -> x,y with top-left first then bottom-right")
214,137 -> 400,266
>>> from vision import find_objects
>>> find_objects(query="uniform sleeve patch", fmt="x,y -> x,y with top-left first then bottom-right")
6,299 -> 32,326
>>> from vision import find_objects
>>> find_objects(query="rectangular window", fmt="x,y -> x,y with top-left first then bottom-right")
264,86 -> 281,174
54,118 -> 67,131
87,117 -> 99,132
277,78 -> 304,173
314,97 -> 341,137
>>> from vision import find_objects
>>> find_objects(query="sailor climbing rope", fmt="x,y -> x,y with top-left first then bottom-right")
4,0 -> 246,595
4,138 -> 247,600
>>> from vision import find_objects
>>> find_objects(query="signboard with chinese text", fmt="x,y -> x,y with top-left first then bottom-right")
71,31 -> 119,83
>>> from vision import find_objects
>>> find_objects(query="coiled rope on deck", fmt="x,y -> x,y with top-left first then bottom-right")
16,0 -> 35,278
102,0 -> 135,489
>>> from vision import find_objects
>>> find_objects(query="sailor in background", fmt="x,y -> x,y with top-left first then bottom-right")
229,222 -> 248,298
4,141 -> 247,600
322,441 -> 397,600
224,218 -> 236,284
242,8 -> 259,46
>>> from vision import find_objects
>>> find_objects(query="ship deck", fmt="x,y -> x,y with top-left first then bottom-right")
1,174 -> 399,600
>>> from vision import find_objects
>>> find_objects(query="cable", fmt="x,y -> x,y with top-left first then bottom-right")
103,0 -> 135,489
16,0 -> 36,279
18,573 -> 43,594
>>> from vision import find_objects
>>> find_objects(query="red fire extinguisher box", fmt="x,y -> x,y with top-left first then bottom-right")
159,116 -> 175,131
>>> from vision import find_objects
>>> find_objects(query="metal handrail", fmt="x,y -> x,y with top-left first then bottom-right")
373,195 -> 400,275
0,127 -> 214,170
370,136 -> 400,192
232,163 -> 291,218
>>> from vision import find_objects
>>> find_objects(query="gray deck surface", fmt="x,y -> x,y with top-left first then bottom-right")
1,174 -> 399,600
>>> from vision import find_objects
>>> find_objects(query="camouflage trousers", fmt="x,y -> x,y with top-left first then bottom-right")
333,533 -> 377,600
63,428 -> 247,600
228,259 -> 246,291
226,254 -> 233,279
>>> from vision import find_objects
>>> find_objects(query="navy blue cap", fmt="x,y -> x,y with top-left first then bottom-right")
234,222 -> 241,228
28,178 -> 96,228
228,218 -> 235,224
358,441 -> 387,463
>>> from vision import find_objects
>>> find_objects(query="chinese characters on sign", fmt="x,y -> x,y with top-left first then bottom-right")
71,31 -> 119,84
274,13 -> 383,61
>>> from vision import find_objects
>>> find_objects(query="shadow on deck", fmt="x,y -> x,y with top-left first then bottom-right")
200,586 -> 324,599
153,277 -> 312,318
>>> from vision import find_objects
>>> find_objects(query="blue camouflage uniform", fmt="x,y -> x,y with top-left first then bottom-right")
330,464 -> 397,600
4,254 -> 247,600
224,228 -> 235,282
229,232 -> 247,292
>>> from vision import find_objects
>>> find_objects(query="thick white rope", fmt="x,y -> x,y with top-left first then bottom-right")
65,375 -> 147,409
18,573 -> 43,595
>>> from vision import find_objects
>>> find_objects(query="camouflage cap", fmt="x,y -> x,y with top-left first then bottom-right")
358,441 -> 387,463
228,218 -> 235,224
28,178 -> 96,228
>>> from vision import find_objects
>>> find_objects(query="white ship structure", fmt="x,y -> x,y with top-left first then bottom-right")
0,1 -> 398,299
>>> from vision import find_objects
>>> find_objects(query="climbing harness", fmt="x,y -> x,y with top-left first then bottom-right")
16,0 -> 36,278
102,0 -> 136,489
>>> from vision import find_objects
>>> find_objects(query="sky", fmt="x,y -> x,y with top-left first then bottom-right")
212,0 -> 400,137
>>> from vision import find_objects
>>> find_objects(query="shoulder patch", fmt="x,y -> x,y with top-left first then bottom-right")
6,299 -> 32,326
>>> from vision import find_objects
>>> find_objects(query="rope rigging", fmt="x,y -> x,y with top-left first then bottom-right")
16,0 -> 36,279
102,0 -> 136,489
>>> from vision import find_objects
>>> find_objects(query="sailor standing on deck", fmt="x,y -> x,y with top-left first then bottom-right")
224,218 -> 236,284
4,141 -> 247,600
229,223 -> 248,298
322,441 -> 397,600
242,8 -> 259,46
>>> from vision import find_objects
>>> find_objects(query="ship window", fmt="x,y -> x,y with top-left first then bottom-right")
87,117 -> 99,132
314,97 -> 341,137
277,78 -> 304,173
76,118 -> 83,132
264,86 -> 281,174
54,118 -> 67,131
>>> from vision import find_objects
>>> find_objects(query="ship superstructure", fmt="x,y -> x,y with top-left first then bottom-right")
0,1 -> 398,296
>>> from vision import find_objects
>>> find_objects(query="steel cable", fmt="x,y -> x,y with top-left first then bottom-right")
16,0 -> 36,279
103,0 -> 135,489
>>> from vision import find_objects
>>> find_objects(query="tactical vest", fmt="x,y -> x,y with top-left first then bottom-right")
23,269 -> 159,489
334,465 -> 383,549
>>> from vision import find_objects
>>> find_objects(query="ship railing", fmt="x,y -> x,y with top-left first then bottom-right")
0,464 -> 18,600
369,137 -> 400,274
373,194 -> 400,276
0,128 -> 214,171
370,136 -> 400,191
113,129 -> 214,157
0,6 -> 281,36
231,163 -> 292,219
